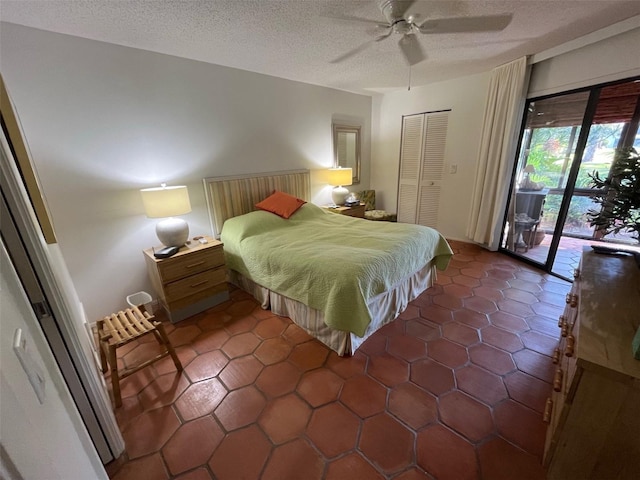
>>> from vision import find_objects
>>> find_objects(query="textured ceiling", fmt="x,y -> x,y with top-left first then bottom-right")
1,0 -> 639,95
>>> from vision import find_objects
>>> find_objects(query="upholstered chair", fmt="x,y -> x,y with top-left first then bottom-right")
357,190 -> 397,222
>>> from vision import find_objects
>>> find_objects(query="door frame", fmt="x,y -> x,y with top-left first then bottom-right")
499,76 -> 640,277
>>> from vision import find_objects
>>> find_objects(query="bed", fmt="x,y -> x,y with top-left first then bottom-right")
204,170 -> 452,355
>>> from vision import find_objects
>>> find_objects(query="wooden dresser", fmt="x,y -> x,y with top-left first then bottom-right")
543,248 -> 640,479
143,236 -> 229,323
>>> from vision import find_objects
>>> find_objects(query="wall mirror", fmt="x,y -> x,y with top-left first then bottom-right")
333,123 -> 361,184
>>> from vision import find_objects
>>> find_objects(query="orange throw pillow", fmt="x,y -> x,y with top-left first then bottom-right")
255,191 -> 306,219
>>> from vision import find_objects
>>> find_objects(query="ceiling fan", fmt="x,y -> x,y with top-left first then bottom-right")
331,0 -> 513,66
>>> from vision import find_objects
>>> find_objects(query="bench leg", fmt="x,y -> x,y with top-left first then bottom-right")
108,345 -> 122,408
155,324 -> 183,372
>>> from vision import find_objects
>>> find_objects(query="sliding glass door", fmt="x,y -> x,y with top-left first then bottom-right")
501,78 -> 640,279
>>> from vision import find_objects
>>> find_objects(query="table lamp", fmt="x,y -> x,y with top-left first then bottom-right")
140,184 -> 191,247
327,167 -> 352,205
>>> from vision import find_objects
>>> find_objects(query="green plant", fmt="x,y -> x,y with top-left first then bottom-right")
587,147 -> 640,243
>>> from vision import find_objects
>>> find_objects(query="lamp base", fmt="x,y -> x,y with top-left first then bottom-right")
331,186 -> 349,205
156,217 -> 189,247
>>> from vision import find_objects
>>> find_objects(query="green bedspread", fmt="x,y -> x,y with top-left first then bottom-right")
221,203 -> 453,337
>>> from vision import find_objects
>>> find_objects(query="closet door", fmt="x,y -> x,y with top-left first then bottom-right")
397,114 -> 424,223
416,112 -> 448,227
397,111 -> 449,227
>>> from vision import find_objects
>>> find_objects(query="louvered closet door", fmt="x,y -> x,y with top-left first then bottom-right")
417,112 -> 448,228
397,111 -> 449,228
397,115 -> 424,223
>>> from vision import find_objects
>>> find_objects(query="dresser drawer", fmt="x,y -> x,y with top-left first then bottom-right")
158,247 -> 225,283
164,265 -> 226,302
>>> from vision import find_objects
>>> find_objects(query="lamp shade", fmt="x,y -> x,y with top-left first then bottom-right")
140,185 -> 191,218
327,167 -> 353,187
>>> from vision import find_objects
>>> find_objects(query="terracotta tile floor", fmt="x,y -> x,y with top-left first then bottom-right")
106,240 -> 571,480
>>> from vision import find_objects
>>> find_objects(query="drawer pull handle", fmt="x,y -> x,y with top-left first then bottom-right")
553,368 -> 563,392
186,261 -> 206,268
565,335 -> 575,357
543,397 -> 553,423
552,348 -> 560,364
558,314 -> 566,328
565,293 -> 578,308
560,318 -> 568,338
190,280 -> 209,288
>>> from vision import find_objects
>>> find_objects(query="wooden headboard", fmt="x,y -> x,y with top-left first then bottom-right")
203,169 -> 310,236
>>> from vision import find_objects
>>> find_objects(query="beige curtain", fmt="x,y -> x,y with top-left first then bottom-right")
467,56 -> 530,250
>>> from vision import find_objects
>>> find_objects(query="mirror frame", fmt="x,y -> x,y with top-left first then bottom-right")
332,123 -> 361,185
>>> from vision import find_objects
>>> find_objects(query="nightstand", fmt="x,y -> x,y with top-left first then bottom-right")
143,236 -> 229,323
322,203 -> 366,218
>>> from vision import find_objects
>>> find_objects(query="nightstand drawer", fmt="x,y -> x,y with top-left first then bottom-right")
158,247 -> 225,282
164,265 -> 226,302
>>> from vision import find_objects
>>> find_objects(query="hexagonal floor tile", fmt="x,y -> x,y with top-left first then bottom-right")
121,405 -> 180,459
255,361 -> 302,398
359,413 -> 414,474
367,353 -> 409,387
439,391 -> 493,442
307,402 -> 360,458
489,311 -> 530,333
254,337 -> 292,365
253,316 -> 288,339
174,377 -> 227,421
477,437 -> 546,480
184,349 -> 229,382
442,323 -> 480,347
387,334 -> 428,362
218,355 -> 263,390
455,365 -> 508,406
416,424 -> 479,480
388,382 -> 437,430
494,400 -> 547,458
162,416 -> 224,475
262,438 -> 324,480
427,338 -> 469,368
168,325 -> 202,347
325,452 -> 385,480
138,372 -> 190,410
297,369 -> 344,407
340,375 -> 387,418
480,325 -> 524,353
258,393 -> 311,444
410,359 -> 455,396
469,344 -> 516,376
288,340 -> 330,371
221,331 -> 260,358
111,453 -> 168,480
208,425 -> 271,480
214,385 -> 266,431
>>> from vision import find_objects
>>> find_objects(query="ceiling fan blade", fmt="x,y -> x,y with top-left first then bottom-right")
324,13 -> 389,28
330,38 -> 376,64
418,14 -> 513,34
398,34 -> 426,66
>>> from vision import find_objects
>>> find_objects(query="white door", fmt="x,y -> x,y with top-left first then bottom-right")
397,112 -> 449,227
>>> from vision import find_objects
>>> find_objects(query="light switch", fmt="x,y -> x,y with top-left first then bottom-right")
13,328 -> 46,404
449,164 -> 458,174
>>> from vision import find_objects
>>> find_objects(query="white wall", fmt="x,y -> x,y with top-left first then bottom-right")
371,72 -> 490,242
0,241 -> 107,480
0,23 -> 372,322
529,27 -> 640,98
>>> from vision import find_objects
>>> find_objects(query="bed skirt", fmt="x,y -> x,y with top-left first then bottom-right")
227,261 -> 437,356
